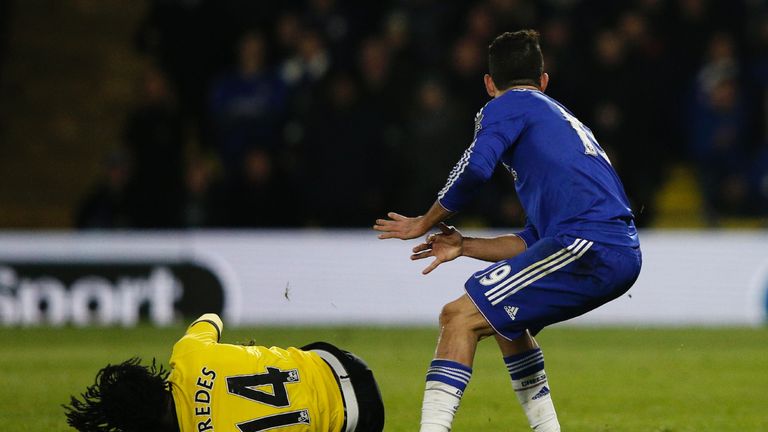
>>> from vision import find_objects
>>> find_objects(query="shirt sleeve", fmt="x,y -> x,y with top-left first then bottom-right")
186,313 -> 224,343
437,114 -> 523,212
171,314 -> 224,359
513,218 -> 539,248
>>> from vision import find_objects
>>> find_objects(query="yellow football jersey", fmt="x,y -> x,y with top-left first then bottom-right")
169,314 -> 345,432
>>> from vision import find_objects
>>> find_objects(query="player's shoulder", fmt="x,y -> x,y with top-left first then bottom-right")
478,88 -> 546,125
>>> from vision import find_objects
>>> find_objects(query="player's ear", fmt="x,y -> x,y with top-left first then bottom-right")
540,72 -> 549,92
484,74 -> 497,97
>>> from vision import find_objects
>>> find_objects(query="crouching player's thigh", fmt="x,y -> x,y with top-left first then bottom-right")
463,236 -> 642,340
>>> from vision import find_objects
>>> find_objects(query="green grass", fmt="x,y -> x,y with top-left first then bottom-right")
1,326 -> 767,431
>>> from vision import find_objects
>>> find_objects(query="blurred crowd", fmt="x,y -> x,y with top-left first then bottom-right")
76,0 -> 768,229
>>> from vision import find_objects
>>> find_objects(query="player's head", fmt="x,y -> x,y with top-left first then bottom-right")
485,29 -> 549,97
63,358 -> 178,432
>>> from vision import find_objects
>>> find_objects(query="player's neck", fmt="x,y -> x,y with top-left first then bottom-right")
495,85 -> 541,98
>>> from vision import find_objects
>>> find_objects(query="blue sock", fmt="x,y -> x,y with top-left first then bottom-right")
504,347 -> 545,381
426,359 -> 472,394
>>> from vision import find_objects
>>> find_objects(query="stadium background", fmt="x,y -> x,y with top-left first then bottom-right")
0,0 -> 767,229
0,1 -> 767,431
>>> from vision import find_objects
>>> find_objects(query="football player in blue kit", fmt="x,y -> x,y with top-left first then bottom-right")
374,30 -> 641,432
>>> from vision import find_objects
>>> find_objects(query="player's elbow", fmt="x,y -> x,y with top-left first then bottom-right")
465,161 -> 494,183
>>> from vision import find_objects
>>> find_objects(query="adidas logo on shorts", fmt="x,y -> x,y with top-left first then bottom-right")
504,305 -> 519,320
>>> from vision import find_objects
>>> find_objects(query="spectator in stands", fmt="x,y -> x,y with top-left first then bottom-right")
448,36 -> 489,121
570,26 -> 658,226
382,11 -> 417,94
488,0 -> 537,30
301,71 -> 384,226
123,66 -> 185,228
279,27 -> 333,129
303,0 -> 351,58
402,78 -> 465,214
0,0 -> 8,80
747,14 -> 768,217
75,151 -> 132,229
210,31 -> 288,177
224,147 -> 284,227
538,18 -> 581,107
689,33 -> 751,221
135,0 -> 211,129
357,37 -> 398,114
103,0 -> 767,230
465,3 -> 496,43
356,37 -> 410,213
275,12 -> 303,61
281,28 -> 332,91
750,142 -> 768,216
181,156 -> 224,228
401,1 -> 460,68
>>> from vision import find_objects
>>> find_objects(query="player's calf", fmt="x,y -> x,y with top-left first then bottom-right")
421,296 -> 495,432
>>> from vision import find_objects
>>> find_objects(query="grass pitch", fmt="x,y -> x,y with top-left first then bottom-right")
1,325 -> 767,431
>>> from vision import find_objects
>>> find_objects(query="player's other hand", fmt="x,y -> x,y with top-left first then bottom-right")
410,223 -> 463,275
373,212 -> 429,240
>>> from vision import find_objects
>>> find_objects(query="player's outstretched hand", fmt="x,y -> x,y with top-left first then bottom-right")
410,223 -> 463,275
374,212 -> 429,240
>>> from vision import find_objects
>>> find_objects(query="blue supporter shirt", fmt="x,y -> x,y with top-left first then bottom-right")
438,88 -> 639,248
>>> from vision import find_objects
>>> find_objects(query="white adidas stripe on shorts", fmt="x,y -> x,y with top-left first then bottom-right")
484,238 -> 594,306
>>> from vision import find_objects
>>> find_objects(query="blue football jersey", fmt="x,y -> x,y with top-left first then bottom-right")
438,88 -> 639,248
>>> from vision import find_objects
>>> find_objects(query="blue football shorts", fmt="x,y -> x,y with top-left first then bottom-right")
464,234 -> 642,341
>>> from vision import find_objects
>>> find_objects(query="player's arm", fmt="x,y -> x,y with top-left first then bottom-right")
374,200 -> 453,240
411,226 -> 529,274
170,314 -> 223,360
187,313 -> 223,342
463,234 -> 527,261
435,121 -> 514,213
512,217 -> 539,249
182,313 -> 224,344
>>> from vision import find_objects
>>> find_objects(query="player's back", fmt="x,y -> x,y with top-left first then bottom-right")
169,316 -> 344,432
488,89 -> 638,247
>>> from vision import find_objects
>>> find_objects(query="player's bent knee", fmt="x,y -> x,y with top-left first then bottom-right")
439,296 -> 494,337
438,298 -> 467,327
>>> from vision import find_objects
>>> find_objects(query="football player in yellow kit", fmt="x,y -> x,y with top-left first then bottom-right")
64,313 -> 385,432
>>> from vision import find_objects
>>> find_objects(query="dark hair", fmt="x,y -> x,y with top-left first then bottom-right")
63,358 -> 177,432
488,30 -> 544,90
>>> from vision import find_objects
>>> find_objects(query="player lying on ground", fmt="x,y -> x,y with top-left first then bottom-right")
374,30 -> 642,432
64,313 -> 384,432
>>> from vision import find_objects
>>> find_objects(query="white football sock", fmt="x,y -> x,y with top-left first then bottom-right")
420,359 -> 472,432
505,348 -> 560,431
